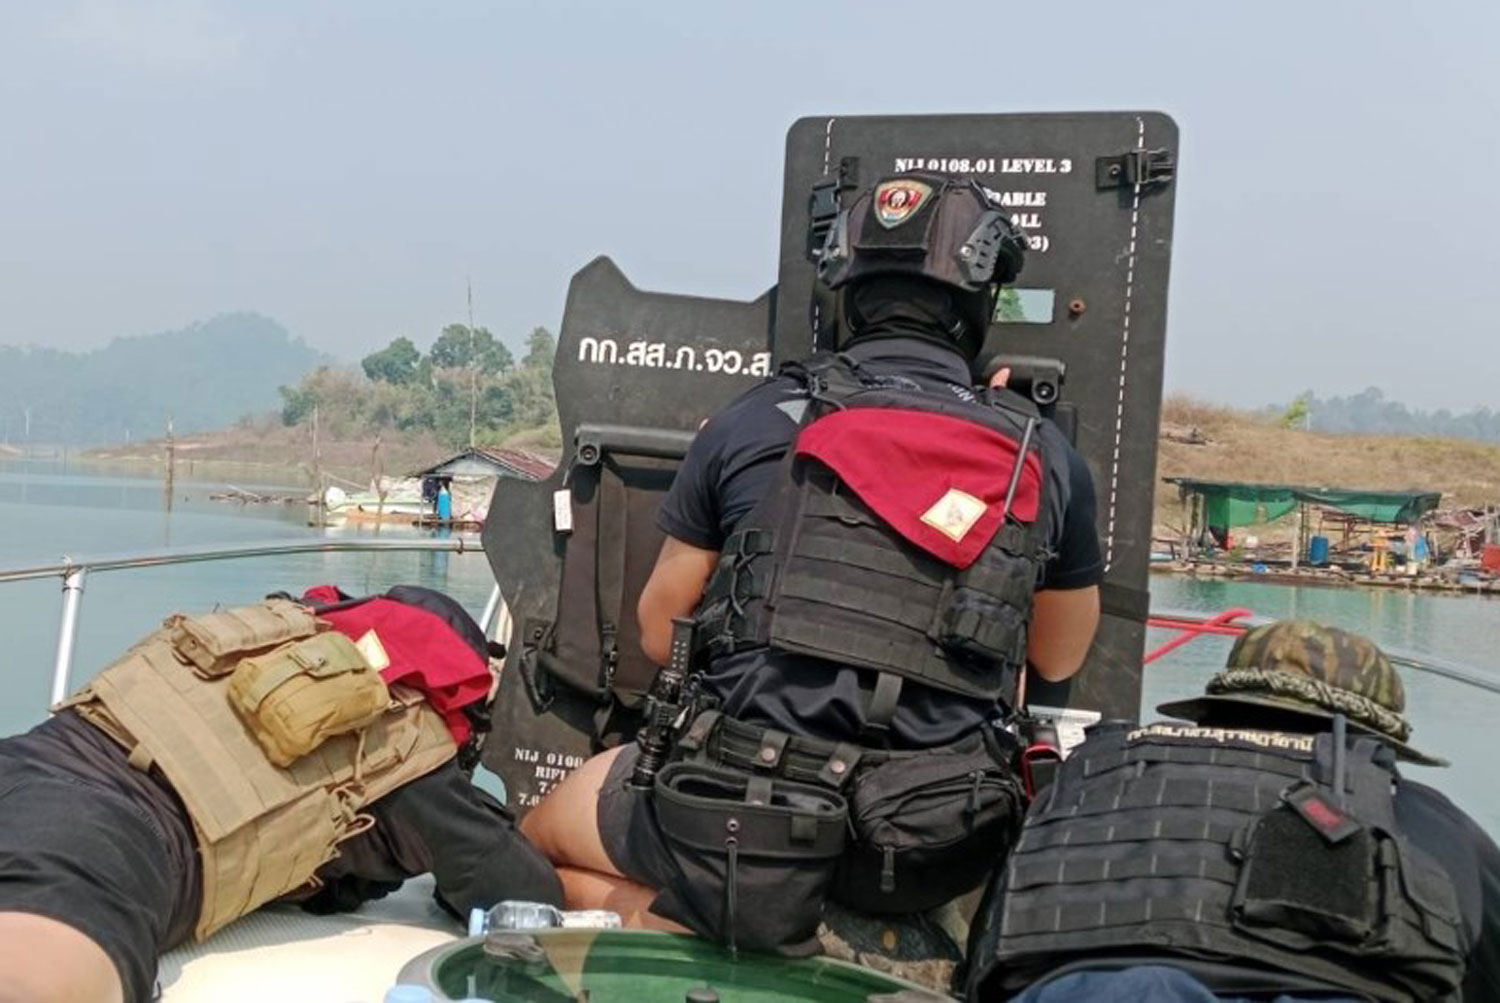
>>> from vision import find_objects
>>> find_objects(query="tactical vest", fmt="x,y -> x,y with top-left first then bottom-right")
695,352 -> 1058,714
981,722 -> 1466,1002
58,599 -> 457,940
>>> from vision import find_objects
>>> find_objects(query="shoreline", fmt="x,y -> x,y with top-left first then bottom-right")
1150,560 -> 1499,599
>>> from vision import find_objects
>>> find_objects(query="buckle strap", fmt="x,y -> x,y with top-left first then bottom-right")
755,729 -> 790,770
817,742 -> 863,787
864,672 -> 903,740
744,775 -> 774,806
677,710 -> 723,754
734,528 -> 775,557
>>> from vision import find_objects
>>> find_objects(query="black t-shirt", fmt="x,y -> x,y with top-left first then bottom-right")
657,336 -> 1103,748
1395,778 -> 1500,1000
5,711 -> 562,948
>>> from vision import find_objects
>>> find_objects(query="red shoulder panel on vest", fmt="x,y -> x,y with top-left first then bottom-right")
794,408 -> 1042,569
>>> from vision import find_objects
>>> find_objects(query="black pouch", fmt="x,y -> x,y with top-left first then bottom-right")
833,734 -> 1025,914
1231,801 -> 1379,948
651,761 -> 847,955
935,547 -> 1034,669
936,588 -> 1027,666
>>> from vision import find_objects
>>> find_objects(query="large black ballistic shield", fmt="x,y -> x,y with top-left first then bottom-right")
483,113 -> 1178,809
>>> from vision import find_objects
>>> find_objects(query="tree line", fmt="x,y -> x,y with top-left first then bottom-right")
1274,387 -> 1500,442
278,324 -> 560,449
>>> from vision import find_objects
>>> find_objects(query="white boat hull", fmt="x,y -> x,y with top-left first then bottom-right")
159,877 -> 457,1002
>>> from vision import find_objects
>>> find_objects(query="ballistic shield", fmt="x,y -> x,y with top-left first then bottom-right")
482,112 -> 1178,809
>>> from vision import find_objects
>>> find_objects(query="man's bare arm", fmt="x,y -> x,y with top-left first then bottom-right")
637,536 -> 720,665
1027,585 -> 1100,682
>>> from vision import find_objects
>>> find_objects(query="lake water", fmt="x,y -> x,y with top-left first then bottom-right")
0,458 -> 498,728
3,459 -> 1497,835
1144,575 -> 1500,837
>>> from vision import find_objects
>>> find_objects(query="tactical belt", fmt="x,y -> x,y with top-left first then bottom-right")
676,710 -> 885,790
674,709 -> 999,791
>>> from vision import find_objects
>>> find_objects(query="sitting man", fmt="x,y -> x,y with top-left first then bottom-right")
0,589 -> 563,1003
966,619 -> 1500,1002
522,172 -> 1102,954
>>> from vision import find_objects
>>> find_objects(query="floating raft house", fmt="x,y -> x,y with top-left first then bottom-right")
1166,478 -> 1441,532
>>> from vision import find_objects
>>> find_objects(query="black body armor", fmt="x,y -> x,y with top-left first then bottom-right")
694,352 -> 1060,718
971,722 -> 1467,1002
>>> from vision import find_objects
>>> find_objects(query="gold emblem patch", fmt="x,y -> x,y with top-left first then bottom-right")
920,488 -> 987,542
874,179 -> 933,229
354,629 -> 391,672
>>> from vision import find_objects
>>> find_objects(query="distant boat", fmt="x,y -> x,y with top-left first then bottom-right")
320,484 -> 430,526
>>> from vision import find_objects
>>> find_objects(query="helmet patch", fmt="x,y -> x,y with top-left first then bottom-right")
874,179 -> 932,229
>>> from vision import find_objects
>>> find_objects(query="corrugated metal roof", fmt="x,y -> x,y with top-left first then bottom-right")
412,447 -> 557,482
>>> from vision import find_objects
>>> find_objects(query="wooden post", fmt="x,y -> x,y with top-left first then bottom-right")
311,405 -> 323,526
164,416 -> 176,512
1179,487 -> 1192,559
372,435 -> 386,527
1291,502 -> 1303,570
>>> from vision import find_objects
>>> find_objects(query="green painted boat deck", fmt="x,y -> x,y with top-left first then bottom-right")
418,929 -> 951,1002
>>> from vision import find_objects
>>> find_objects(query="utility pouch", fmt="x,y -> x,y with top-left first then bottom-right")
834,735 -> 1024,914
934,546 -> 1034,671
227,632 -> 391,767
1231,799 -> 1380,948
935,587 -> 1027,668
168,600 -> 319,678
651,761 -> 847,955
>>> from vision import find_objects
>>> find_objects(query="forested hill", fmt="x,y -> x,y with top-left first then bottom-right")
0,313 -> 321,445
1272,388 -> 1500,442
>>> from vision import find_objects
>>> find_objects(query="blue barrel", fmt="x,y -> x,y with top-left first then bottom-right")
1308,535 -> 1330,566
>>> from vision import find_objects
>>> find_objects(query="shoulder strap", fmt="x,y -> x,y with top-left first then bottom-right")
595,460 -> 631,698
781,351 -> 869,413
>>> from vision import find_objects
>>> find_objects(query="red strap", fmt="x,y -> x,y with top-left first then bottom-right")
795,408 -> 1042,570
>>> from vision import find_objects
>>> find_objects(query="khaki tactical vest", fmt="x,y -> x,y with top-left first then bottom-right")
59,599 -> 457,940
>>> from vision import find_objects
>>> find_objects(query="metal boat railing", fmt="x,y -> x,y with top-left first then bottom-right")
0,537 -> 503,708
4,539 -> 1495,717
1148,607 -> 1500,698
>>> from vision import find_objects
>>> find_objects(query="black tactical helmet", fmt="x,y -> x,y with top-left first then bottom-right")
817,172 -> 1028,295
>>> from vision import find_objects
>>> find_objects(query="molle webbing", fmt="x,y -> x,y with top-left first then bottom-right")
66,602 -> 458,940
1075,741 -> 1316,783
166,601 -> 319,677
990,728 -> 1465,1003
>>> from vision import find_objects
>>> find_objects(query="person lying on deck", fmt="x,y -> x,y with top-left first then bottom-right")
0,588 -> 561,1003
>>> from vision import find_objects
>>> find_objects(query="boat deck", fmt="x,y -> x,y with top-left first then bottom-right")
160,877 -> 458,1002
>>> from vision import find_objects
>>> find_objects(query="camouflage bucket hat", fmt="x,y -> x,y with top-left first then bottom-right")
1157,619 -> 1447,766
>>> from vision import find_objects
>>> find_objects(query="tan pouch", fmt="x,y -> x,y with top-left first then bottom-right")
227,632 -> 391,767
169,600 -> 319,678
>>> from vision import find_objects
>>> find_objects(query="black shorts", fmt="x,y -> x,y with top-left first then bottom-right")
0,753 -> 184,1003
596,743 -> 678,890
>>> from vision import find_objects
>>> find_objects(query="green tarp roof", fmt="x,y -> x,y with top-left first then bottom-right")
1165,478 -> 1442,528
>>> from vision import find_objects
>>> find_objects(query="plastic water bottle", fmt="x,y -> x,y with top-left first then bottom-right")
383,987 -> 433,1003
467,900 -> 621,936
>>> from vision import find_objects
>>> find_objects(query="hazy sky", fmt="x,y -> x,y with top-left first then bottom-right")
1,0 -> 1496,411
